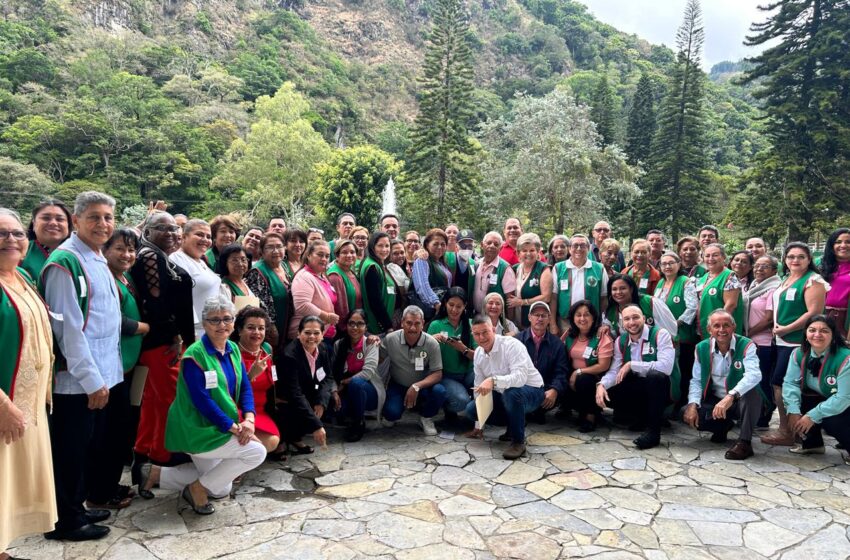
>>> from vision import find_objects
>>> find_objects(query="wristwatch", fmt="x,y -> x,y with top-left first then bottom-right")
729,390 -> 740,401
412,384 -> 421,393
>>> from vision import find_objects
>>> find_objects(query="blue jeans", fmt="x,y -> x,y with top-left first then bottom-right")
441,371 -> 474,413
383,380 -> 447,421
463,385 -> 545,444
343,377 -> 379,422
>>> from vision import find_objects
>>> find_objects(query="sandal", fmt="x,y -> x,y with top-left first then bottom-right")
289,442 -> 314,455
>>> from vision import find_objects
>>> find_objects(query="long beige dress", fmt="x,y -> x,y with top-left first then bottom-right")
0,274 -> 57,550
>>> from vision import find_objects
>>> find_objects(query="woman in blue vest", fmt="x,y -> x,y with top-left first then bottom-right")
783,314 -> 850,458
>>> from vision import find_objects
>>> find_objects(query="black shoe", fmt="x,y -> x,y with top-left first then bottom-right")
84,509 -> 110,523
578,418 -> 596,433
181,487 -> 215,515
498,431 -> 511,442
633,430 -> 661,450
710,431 -> 728,444
137,463 -> 155,500
45,524 -> 110,541
288,442 -> 314,455
345,420 -> 366,442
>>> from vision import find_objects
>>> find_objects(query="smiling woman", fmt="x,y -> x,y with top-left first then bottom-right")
170,219 -> 222,339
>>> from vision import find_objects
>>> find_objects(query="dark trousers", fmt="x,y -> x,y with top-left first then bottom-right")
607,372 -> 671,432
800,393 -> 850,450
342,377 -> 379,422
87,381 -> 131,504
695,389 -> 761,441
771,345 -> 797,386
382,381 -> 447,421
564,373 -> 602,417
676,342 -> 696,411
756,344 -> 777,408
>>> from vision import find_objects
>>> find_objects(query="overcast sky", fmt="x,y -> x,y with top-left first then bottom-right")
579,0 -> 778,69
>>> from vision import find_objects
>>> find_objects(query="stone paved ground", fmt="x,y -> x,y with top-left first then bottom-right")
10,416 -> 850,560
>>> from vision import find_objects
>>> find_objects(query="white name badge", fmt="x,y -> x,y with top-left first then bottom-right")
415,357 -> 425,371
441,331 -> 449,338
560,279 -> 569,291
785,288 -> 797,301
78,276 -> 87,297
489,274 -> 498,285
387,285 -> 396,295
316,367 -> 326,382
271,365 -> 278,382
204,370 -> 218,389
639,278 -> 649,289
582,346 -> 594,359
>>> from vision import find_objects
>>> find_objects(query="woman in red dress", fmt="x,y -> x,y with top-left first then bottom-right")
233,307 -> 280,453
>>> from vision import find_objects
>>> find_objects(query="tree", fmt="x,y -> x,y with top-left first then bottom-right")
639,0 -> 713,240
210,82 -> 331,223
590,74 -> 617,147
478,88 -> 641,238
404,0 -> 481,227
313,146 -> 404,231
0,156 -> 55,214
734,0 -> 850,240
625,73 -> 656,166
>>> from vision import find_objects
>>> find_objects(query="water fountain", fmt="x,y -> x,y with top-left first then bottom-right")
381,176 -> 397,216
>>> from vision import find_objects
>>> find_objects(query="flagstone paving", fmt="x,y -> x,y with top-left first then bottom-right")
9,418 -> 850,559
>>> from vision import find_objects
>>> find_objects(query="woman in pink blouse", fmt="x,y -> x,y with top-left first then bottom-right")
288,241 -> 339,351
821,228 -> 850,338
747,255 -> 781,428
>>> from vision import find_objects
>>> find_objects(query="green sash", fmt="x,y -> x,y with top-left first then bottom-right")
655,275 -> 698,344
445,251 -> 475,301
776,271 -> 818,344
222,278 -> 246,297
359,257 -> 396,334
514,260 -> 547,327
204,247 -> 218,271
0,275 -> 26,396
565,335 -> 601,367
255,260 -> 289,336
618,325 -> 680,402
20,242 -> 50,280
116,273 -> 143,373
554,259 -> 604,318
328,263 -> 356,312
606,294 -> 655,337
165,339 -> 243,453
696,268 -> 744,339
793,346 -> 850,397
484,258 -> 510,300
695,335 -> 758,400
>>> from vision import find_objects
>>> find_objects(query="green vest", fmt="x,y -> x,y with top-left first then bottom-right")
696,335 -> 754,400
565,335 -> 601,367
412,259 -> 449,292
606,294 -> 655,338
554,259 -> 604,318
20,241 -> 50,281
223,278 -> 246,297
445,251 -> 476,301
514,260 -> 548,327
204,247 -> 218,271
116,274 -> 143,373
696,268 -> 744,339
618,325 -> 680,402
359,257 -> 396,334
328,263 -> 356,312
254,260 -> 289,336
793,346 -> 850,398
0,272 -> 29,396
655,275 -> 698,344
485,258 -> 510,300
39,248 -> 90,326
165,339 -> 243,454
776,271 -> 820,344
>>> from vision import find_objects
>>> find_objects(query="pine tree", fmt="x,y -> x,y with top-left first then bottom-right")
404,0 -> 480,228
639,0 -> 712,240
732,0 -> 850,240
625,73 -> 656,166
590,74 -> 617,147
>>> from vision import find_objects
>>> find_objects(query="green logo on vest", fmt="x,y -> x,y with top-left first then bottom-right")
734,360 -> 742,369
827,375 -> 837,386
646,317 -> 655,325
708,287 -> 718,296
673,296 -> 681,303
587,276 -> 598,287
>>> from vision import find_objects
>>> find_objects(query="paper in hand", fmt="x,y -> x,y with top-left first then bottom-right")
475,391 -> 493,429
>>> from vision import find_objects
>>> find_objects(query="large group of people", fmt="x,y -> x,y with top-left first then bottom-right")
2,192 -> 850,556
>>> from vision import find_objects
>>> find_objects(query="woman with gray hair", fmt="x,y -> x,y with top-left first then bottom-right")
138,295 -> 265,515
508,233 -> 552,328
170,219 -> 222,339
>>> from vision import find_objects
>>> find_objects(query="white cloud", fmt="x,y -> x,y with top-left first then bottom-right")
578,0 -> 779,69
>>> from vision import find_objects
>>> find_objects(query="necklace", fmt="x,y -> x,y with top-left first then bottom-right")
239,342 -> 262,357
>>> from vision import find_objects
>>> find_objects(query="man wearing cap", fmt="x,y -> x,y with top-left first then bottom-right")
467,314 -> 545,459
683,309 -> 762,460
446,229 -> 476,306
551,234 -> 608,335
473,232 -> 517,314
596,304 -> 676,450
517,301 -> 569,423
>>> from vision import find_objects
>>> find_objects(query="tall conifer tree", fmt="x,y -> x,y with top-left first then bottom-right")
404,0 -> 480,227
625,73 -> 656,166
639,0 -> 712,240
590,74 -> 617,148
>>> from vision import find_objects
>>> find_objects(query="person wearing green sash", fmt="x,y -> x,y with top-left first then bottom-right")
695,244 -> 744,339
508,233 -> 552,329
328,240 -> 362,336
551,234 -> 608,334
762,242 -> 828,446
683,310 -> 763,460
606,274 -> 678,339
782,314 -> 850,457
677,236 -> 706,279
245,232 -> 290,340
216,244 -> 255,301
473,232 -> 517,314
204,215 -> 240,271
104,229 -> 149,374
444,229 -> 476,312
622,239 -> 661,296
596,304 -> 677,450
140,295 -> 265,515
281,228 -> 307,282
21,200 -> 71,280
360,232 -> 397,334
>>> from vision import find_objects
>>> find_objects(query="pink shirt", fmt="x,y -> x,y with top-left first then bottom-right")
747,289 -> 775,346
568,334 -> 614,369
472,257 -> 517,313
825,262 -> 850,308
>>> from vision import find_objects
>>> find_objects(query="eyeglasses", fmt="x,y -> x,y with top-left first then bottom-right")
264,245 -> 285,253
150,225 -> 180,233
571,243 -> 589,250
348,321 -> 366,328
659,261 -> 678,267
353,235 -> 369,241
205,316 -> 234,325
228,257 -> 249,264
0,230 -> 26,240
594,228 -> 610,233
785,255 -> 808,260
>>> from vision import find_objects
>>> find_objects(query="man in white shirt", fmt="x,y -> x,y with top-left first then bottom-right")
596,305 -> 676,450
683,310 -> 762,460
465,315 -> 545,459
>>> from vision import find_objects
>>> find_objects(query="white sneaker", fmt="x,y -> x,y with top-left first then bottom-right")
380,418 -> 396,428
419,415 -> 438,436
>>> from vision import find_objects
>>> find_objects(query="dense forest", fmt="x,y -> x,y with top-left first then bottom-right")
0,0 -> 842,243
